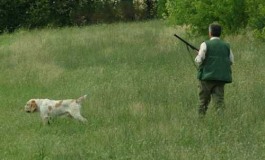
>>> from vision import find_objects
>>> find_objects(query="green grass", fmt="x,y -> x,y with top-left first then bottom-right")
0,20 -> 265,159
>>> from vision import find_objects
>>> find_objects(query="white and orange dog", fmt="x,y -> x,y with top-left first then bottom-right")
24,95 -> 87,124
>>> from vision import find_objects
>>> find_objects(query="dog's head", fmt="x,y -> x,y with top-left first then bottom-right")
24,99 -> 39,113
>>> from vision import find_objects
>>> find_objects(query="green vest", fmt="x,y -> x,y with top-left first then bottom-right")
197,39 -> 232,83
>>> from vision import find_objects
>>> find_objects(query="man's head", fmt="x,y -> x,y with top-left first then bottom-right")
209,23 -> 222,37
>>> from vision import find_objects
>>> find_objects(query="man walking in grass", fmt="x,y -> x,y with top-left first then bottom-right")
195,23 -> 234,117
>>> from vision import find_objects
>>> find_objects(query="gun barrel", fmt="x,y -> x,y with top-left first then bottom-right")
174,34 -> 199,51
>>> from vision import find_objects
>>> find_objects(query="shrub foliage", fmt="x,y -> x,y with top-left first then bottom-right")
164,0 -> 265,38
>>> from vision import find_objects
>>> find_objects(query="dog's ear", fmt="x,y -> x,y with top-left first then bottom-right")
76,95 -> 87,104
30,100 -> 38,112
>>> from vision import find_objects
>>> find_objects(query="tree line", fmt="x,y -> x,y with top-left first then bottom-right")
0,0 -> 159,33
0,0 -> 264,39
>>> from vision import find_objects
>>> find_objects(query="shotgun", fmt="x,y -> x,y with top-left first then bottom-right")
174,34 -> 199,69
174,34 -> 199,51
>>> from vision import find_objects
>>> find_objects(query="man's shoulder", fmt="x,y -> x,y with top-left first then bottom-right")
207,39 -> 229,45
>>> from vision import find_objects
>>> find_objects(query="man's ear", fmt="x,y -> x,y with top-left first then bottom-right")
30,100 -> 37,112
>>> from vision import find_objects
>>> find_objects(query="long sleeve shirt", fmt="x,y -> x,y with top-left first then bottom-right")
195,37 -> 234,65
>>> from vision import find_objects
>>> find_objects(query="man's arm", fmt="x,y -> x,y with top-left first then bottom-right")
195,42 -> 207,65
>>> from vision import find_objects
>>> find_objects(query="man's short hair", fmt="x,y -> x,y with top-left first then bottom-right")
209,23 -> 222,37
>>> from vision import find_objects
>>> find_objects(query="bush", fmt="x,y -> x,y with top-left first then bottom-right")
165,0 -> 248,35
246,0 -> 265,40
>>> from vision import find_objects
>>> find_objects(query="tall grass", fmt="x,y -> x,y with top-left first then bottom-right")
0,20 -> 265,159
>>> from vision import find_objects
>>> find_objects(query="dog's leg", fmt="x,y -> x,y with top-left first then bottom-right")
41,113 -> 50,125
77,116 -> 87,123
42,117 -> 49,125
74,115 -> 87,123
71,112 -> 87,123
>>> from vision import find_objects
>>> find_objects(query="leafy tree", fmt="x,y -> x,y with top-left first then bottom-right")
145,0 -> 157,19
120,0 -> 135,21
246,0 -> 265,39
157,0 -> 167,18
165,0 -> 248,35
48,0 -> 77,26
0,0 -> 28,33
25,0 -> 51,28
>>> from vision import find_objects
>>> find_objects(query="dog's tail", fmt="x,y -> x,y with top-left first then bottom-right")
76,95 -> 87,104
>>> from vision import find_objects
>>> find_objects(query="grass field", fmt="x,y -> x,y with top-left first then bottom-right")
0,20 -> 265,160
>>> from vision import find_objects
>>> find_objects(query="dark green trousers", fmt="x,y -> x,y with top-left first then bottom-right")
198,80 -> 225,116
